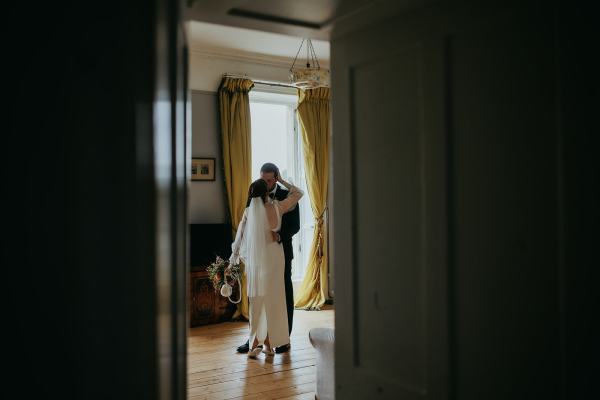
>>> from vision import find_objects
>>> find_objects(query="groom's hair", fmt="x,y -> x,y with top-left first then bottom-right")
260,163 -> 279,177
247,179 -> 268,206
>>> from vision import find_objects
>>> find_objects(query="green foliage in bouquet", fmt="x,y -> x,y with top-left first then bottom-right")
206,256 -> 241,292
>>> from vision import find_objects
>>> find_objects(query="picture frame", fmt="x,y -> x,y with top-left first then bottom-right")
191,158 -> 216,181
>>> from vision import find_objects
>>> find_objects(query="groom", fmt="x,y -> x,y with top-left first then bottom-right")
237,162 -> 300,354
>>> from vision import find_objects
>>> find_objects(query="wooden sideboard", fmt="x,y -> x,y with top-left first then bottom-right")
189,269 -> 239,327
189,223 -> 239,327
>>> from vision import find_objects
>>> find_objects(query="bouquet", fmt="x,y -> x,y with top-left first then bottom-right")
206,256 -> 242,303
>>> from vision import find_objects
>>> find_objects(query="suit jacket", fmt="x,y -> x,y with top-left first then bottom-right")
274,185 -> 300,261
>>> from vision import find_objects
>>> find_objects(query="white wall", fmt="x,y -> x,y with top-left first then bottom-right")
189,90 -> 227,223
189,50 -> 296,92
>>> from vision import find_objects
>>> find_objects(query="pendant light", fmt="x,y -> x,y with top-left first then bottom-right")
289,38 -> 330,89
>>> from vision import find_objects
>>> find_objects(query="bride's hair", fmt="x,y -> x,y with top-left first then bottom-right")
247,179 -> 268,205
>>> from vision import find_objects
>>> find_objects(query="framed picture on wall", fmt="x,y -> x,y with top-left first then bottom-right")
191,158 -> 216,181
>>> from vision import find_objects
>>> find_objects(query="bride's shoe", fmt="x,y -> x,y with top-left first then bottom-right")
248,347 -> 262,359
262,346 -> 274,356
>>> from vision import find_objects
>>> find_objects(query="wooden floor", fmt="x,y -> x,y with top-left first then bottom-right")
187,306 -> 334,400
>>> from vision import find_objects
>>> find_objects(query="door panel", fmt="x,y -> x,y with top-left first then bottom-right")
332,2 -> 561,399
333,13 -> 449,400
448,8 -> 559,399
353,47 -> 426,390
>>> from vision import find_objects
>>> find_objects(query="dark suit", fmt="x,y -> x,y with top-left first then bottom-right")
273,185 -> 301,335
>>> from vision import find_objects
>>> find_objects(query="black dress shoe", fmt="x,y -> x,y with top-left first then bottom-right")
274,343 -> 291,354
237,340 -> 261,353
236,340 -> 249,353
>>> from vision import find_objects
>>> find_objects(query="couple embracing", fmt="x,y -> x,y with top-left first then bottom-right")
229,163 -> 303,359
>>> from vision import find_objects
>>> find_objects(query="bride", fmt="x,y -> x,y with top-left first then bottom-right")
229,175 -> 303,358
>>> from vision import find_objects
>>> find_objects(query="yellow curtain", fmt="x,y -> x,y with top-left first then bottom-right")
219,77 -> 254,319
294,87 -> 330,310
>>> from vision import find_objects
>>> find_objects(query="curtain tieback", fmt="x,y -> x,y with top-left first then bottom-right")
315,210 -> 327,259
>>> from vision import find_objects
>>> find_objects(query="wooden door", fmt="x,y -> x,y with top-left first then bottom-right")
331,2 -> 563,399
332,8 -> 449,399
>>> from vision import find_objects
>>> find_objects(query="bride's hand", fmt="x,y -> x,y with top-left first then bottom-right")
277,176 -> 291,188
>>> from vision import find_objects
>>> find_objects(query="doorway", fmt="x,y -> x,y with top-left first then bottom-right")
185,19 -> 334,400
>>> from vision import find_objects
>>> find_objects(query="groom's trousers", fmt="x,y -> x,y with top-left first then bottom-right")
283,256 -> 294,335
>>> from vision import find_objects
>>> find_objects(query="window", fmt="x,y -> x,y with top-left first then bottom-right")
249,88 -> 314,283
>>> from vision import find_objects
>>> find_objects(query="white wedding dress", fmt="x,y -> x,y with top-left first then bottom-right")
231,192 -> 301,349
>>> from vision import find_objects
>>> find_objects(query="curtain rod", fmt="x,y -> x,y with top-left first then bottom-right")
222,73 -> 297,89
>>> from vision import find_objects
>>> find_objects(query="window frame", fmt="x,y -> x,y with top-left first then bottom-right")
248,86 -> 314,283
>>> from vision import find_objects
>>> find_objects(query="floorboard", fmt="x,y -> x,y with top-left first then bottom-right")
187,306 -> 334,400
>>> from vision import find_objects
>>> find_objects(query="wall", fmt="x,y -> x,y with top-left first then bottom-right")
189,50 -> 296,92
188,51 -> 298,225
189,90 -> 227,223
331,1 -> 588,399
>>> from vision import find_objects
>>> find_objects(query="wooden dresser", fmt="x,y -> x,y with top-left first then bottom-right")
189,268 -> 238,327
188,223 -> 238,327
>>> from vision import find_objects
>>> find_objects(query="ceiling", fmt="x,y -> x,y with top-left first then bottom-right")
187,21 -> 330,64
185,0 -> 436,65
184,0 -> 377,40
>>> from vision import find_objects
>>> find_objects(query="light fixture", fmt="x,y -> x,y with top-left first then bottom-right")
289,38 -> 330,89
